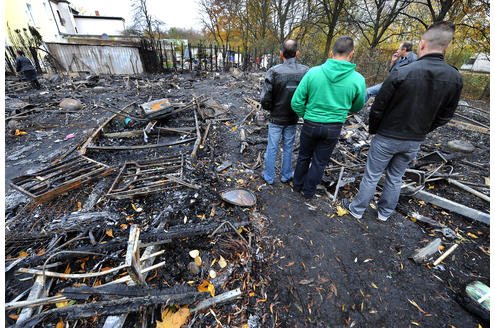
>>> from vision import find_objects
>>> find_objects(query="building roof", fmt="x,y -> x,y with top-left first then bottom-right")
73,15 -> 125,21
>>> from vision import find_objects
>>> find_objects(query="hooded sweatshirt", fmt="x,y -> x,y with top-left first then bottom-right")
291,58 -> 366,123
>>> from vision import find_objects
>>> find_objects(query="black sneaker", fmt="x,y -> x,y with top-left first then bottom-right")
341,198 -> 362,219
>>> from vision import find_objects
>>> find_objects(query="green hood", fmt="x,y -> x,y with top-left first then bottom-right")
291,58 -> 366,123
321,59 -> 357,83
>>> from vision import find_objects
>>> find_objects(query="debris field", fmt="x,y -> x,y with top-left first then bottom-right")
4,70 -> 490,327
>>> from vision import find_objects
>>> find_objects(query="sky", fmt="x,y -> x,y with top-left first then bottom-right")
69,0 -> 202,31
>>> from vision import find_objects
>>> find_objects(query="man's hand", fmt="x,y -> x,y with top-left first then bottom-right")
390,52 -> 400,63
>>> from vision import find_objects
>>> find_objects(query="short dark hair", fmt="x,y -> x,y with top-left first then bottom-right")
282,40 -> 298,59
17,50 -> 25,56
332,36 -> 354,55
422,21 -> 455,50
401,42 -> 413,52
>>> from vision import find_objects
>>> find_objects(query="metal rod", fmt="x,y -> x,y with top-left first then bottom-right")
405,187 -> 489,225
447,179 -> 490,202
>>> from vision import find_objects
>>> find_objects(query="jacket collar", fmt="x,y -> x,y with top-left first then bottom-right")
418,53 -> 444,61
284,57 -> 297,64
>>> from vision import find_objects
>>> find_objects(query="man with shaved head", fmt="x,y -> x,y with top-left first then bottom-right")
343,22 -> 463,222
260,39 -> 309,185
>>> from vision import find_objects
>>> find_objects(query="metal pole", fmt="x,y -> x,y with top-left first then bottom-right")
181,43 -> 184,70
188,43 -> 192,71
215,45 -> 218,71
210,44 -> 213,72
447,179 -> 490,202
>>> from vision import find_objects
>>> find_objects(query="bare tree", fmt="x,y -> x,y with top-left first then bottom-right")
347,0 -> 413,49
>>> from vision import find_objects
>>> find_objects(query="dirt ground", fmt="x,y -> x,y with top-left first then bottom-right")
4,71 -> 490,327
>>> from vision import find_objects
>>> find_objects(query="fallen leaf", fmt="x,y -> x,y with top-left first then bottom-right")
370,282 -> 378,289
120,223 -> 128,230
209,269 -> 217,279
218,256 -> 227,269
101,267 -> 112,272
299,279 -> 314,285
198,280 -> 215,297
408,299 -> 426,314
411,321 -> 421,326
336,205 -> 348,217
8,313 -> 19,320
18,250 -> 28,258
189,250 -> 199,259
249,291 -> 255,297
15,129 -> 27,136
195,256 -> 202,267
285,261 -> 295,267
467,232 -> 478,239
156,306 -> 190,328
105,229 -> 114,238
56,299 -> 69,308
64,264 -> 71,274
55,319 -> 64,328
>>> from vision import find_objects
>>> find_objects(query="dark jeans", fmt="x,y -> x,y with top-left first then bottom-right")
293,120 -> 343,198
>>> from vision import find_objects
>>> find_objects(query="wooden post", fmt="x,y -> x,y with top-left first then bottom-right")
125,225 -> 146,285
222,44 -> 226,71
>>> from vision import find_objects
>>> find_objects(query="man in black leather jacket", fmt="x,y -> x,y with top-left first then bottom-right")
260,40 -> 309,184
344,22 -> 463,222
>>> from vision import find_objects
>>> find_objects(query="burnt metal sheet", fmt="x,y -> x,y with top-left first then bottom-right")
219,189 -> 257,207
46,43 -> 144,75
10,156 -> 113,203
107,155 -> 186,199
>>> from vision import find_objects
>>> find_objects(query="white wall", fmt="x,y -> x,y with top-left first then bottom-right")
74,17 -> 125,35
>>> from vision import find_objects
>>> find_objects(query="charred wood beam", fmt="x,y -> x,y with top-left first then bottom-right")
86,137 -> 196,151
16,220 -> 249,268
14,291 -> 206,328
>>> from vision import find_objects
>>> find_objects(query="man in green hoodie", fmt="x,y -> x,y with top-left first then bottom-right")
291,36 -> 366,199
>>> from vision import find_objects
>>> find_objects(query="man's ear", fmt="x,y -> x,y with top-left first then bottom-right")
347,50 -> 355,61
296,49 -> 300,59
279,50 -> 284,59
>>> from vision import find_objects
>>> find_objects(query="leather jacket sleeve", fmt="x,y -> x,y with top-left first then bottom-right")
260,69 -> 274,111
368,71 -> 400,134
429,79 -> 463,131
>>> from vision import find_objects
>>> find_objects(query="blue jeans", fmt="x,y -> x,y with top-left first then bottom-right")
366,83 -> 382,102
293,120 -> 342,198
349,134 -> 422,219
263,123 -> 297,184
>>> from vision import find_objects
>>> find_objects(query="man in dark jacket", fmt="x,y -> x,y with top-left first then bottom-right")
344,22 -> 463,221
366,42 -> 417,101
15,50 -> 41,89
260,40 -> 309,184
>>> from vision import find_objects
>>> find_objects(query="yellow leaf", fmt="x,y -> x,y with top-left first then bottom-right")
467,232 -> 478,239
438,245 -> 445,251
56,299 -> 69,308
370,282 -> 378,289
56,319 -> 65,328
198,280 -> 215,297
77,201 -> 82,211
18,250 -> 28,258
411,321 -> 421,326
105,229 -> 114,238
336,206 -> 348,217
15,129 -> 27,136
8,313 -> 19,320
231,126 -> 237,132
249,291 -> 255,297
195,256 -> 202,267
64,264 -> 71,274
218,256 -> 227,269
156,306 -> 190,328
120,223 -> 128,230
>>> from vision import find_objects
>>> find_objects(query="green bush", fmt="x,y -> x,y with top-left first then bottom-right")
460,72 -> 489,100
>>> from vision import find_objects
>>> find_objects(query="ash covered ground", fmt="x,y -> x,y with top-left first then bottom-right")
5,71 -> 490,327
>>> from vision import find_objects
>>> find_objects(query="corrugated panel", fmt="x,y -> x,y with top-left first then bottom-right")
46,43 -> 144,75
